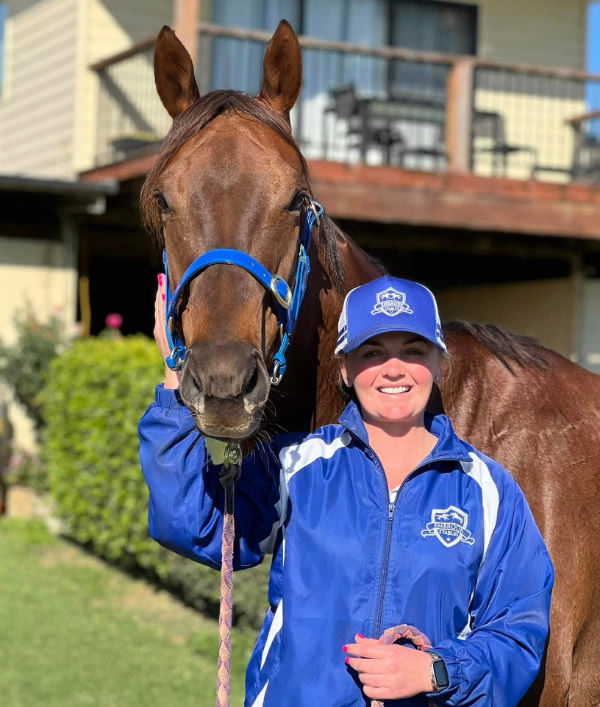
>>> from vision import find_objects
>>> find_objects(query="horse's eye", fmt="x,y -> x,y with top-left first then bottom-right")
154,190 -> 171,215
288,191 -> 308,212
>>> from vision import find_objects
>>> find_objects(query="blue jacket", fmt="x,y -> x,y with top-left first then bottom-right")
139,385 -> 553,707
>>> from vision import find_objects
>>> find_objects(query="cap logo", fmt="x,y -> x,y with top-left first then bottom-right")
371,287 -> 413,317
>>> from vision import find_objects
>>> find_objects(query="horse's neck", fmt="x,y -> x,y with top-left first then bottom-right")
313,231 -> 383,429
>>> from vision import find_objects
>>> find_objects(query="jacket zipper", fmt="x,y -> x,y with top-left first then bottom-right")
370,451 -> 455,639
373,497 -> 397,638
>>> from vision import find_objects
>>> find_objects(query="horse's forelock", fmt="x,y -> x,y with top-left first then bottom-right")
141,90 -> 304,245
141,90 -> 346,292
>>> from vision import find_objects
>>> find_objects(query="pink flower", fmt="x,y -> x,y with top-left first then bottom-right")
105,313 -> 123,330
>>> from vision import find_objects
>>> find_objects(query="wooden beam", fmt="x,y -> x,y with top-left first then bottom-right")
309,161 -> 600,241
446,58 -> 474,173
173,0 -> 199,62
81,156 -> 600,241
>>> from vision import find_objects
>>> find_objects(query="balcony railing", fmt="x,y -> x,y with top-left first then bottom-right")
91,23 -> 600,185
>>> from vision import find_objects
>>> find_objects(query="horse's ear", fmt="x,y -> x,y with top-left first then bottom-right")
154,26 -> 200,119
258,20 -> 302,120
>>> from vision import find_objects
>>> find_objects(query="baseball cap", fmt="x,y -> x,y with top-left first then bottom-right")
335,276 -> 446,354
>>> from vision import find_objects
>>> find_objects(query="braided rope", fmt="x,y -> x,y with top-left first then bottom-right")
216,511 -> 235,707
370,624 -> 433,707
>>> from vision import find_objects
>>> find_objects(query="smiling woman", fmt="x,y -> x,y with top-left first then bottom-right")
140,273 -> 554,707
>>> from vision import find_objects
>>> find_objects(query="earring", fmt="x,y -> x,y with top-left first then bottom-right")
434,374 -> 441,384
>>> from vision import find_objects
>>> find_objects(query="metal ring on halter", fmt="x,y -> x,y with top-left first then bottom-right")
310,200 -> 321,226
270,360 -> 282,385
270,275 -> 292,309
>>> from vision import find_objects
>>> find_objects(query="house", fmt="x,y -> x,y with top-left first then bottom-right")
1,0 -> 599,449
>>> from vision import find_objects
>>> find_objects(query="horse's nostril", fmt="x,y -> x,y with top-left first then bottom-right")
242,363 -> 259,396
185,369 -> 203,396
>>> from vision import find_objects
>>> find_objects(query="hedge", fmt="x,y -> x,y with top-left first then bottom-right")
40,335 -> 269,629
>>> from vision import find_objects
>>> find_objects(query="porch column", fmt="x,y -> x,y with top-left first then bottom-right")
446,58 -> 475,173
173,0 -> 199,62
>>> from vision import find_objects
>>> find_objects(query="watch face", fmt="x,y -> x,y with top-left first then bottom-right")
433,658 -> 449,689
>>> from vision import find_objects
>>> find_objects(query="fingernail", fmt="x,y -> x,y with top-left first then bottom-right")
162,293 -> 166,301
345,657 -> 350,665
355,633 -> 364,640
342,646 -> 348,653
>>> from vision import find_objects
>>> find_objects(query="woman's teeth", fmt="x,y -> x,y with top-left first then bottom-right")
380,386 -> 410,394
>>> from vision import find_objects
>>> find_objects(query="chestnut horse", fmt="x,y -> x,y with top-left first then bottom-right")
141,22 -> 600,706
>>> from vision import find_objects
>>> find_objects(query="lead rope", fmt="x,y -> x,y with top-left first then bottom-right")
370,624 -> 434,707
216,442 -> 242,707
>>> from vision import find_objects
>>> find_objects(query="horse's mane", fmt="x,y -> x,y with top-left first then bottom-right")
140,89 -> 345,292
443,320 -> 550,373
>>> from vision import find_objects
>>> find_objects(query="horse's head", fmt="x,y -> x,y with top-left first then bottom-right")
142,21 -> 330,440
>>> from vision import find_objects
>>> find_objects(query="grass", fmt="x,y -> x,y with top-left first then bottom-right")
0,518 -> 256,706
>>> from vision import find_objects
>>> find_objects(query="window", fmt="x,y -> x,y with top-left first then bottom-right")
0,3 -> 7,97
389,0 -> 477,100
390,0 -> 477,55
211,0 -> 302,94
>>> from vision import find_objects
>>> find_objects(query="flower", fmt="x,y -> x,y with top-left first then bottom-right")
105,313 -> 123,330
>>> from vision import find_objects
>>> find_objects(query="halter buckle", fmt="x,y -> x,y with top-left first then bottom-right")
271,275 -> 292,309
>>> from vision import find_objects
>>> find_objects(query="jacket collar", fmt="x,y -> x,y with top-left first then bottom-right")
338,401 -> 473,465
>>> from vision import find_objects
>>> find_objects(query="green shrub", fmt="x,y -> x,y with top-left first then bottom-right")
40,336 -> 270,629
0,309 -> 65,431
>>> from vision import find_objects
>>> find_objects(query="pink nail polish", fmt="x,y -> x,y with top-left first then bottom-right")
162,293 -> 166,301
356,633 -> 365,639
345,657 -> 350,665
342,646 -> 348,653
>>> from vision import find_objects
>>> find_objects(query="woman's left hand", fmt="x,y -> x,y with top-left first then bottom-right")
344,634 -> 433,701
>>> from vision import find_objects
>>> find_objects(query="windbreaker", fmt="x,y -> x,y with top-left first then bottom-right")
139,385 -> 554,707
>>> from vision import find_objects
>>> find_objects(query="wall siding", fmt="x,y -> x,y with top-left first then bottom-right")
0,0 -> 80,179
454,0 -> 588,70
77,0 -> 171,172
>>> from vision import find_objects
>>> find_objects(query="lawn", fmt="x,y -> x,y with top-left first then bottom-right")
0,518 -> 256,706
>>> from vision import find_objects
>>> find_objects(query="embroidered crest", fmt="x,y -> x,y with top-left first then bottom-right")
371,287 -> 413,317
421,506 -> 475,548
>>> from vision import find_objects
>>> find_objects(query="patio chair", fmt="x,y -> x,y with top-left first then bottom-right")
472,111 -> 536,176
323,85 -> 403,162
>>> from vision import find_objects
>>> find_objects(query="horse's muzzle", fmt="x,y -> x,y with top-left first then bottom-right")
179,340 -> 270,439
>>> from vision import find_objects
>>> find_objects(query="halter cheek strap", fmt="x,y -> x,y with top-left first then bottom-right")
163,200 -> 323,384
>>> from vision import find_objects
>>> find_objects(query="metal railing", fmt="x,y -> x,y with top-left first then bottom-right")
91,23 -> 600,185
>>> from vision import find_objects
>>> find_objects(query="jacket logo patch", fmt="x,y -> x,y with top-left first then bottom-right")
421,506 -> 475,548
371,287 -> 413,317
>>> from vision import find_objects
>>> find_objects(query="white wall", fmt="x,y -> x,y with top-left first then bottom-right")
437,278 -> 575,359
0,233 -> 77,451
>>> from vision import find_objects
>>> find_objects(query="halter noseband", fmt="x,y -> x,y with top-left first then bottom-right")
163,200 -> 324,385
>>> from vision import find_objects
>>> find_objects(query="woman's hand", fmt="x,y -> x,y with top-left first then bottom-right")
154,274 -> 181,390
344,634 -> 433,701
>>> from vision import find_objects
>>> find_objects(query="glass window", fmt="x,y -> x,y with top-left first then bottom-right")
211,0 -> 301,94
389,0 -> 477,101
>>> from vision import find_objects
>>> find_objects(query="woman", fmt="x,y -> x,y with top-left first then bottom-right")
139,275 -> 553,706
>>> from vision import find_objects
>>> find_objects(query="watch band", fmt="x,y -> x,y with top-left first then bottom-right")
429,652 -> 449,692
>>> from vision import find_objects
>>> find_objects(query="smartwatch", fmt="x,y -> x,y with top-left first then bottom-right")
429,652 -> 449,692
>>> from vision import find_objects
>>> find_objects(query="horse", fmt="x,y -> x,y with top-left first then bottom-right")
141,21 -> 600,707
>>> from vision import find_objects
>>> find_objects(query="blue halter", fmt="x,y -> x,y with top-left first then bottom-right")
163,200 -> 324,385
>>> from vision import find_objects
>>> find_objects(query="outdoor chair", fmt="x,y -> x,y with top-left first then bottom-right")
323,84 -> 404,162
472,111 -> 536,176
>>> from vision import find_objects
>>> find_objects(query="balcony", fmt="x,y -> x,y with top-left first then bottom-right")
84,23 -> 600,240
90,23 -> 600,182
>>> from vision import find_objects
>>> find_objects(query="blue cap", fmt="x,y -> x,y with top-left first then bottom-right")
335,276 -> 446,354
